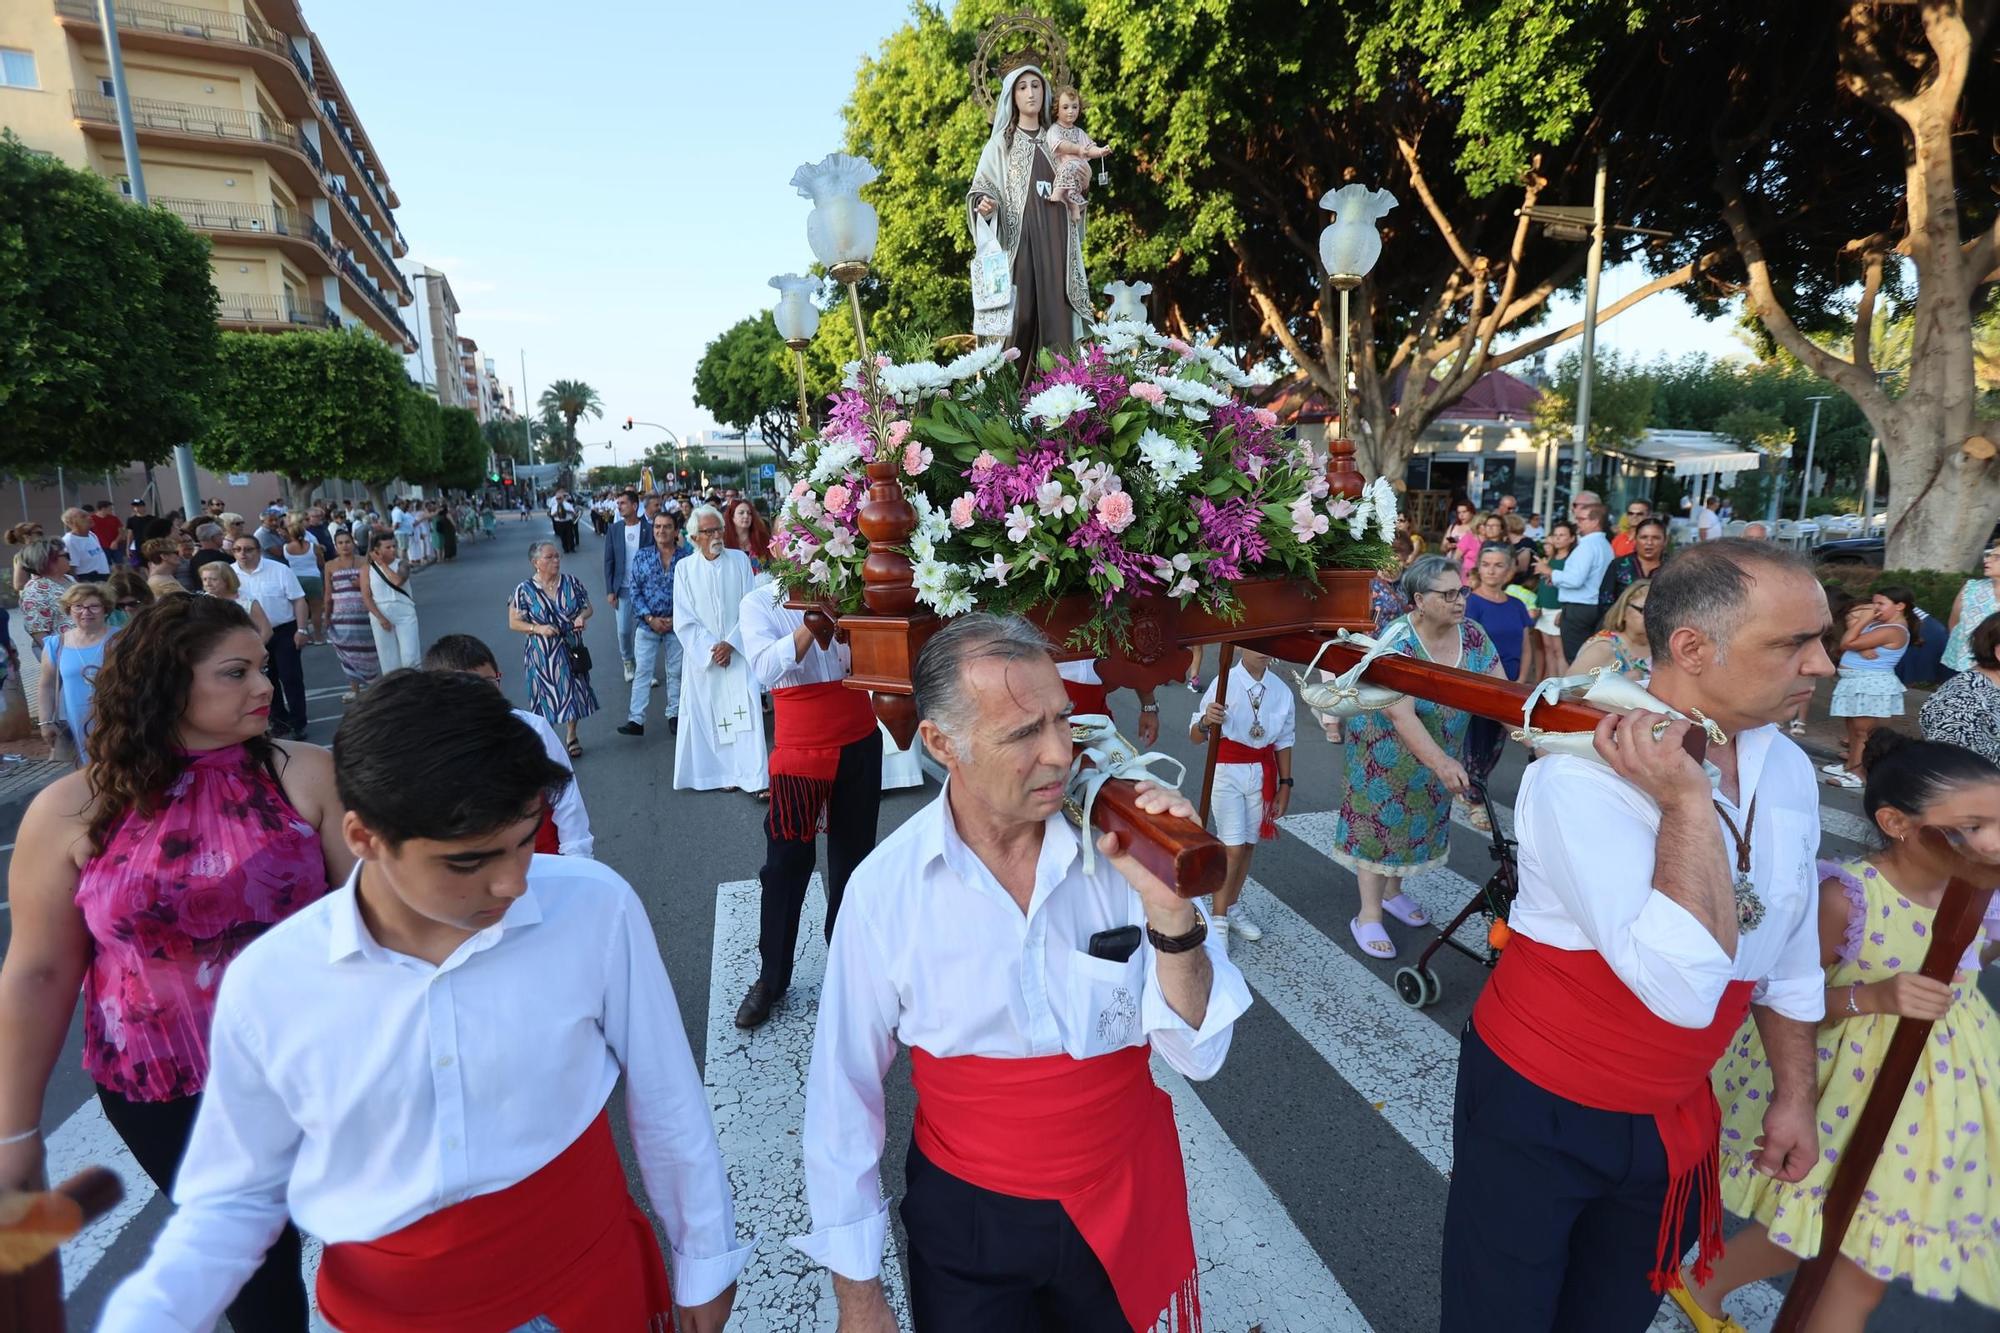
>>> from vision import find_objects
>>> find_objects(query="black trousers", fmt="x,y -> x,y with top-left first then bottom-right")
757,730 -> 882,993
264,623 -> 307,737
96,1084 -> 309,1332
1558,602 -> 1604,661
553,519 -> 579,553
901,1141 -> 1127,1333
1440,1022 -> 1697,1333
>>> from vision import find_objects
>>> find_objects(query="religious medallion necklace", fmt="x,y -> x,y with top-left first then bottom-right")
1710,794 -> 1766,932
1246,679 -> 1268,740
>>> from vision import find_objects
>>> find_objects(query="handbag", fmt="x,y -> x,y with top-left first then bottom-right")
529,578 -> 592,675
970,216 -> 1011,311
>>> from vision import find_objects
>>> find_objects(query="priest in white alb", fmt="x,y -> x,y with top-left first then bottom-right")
672,505 -> 767,793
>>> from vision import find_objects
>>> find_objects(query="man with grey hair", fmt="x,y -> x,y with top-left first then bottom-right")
1442,538 -> 1833,1331
1740,520 -> 1769,540
671,504 -> 764,793
795,613 -> 1250,1333
187,521 -> 232,578
1539,501 -> 1613,659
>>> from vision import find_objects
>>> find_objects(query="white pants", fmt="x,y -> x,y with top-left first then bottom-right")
629,625 -> 682,723
370,595 -> 421,673
1210,762 -> 1268,846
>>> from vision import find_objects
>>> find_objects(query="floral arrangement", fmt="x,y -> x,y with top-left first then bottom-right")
767,320 -> 1397,652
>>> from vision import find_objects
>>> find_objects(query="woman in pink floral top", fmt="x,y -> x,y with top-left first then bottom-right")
0,595 -> 350,1331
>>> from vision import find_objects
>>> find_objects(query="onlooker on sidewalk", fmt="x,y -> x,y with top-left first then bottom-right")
1943,543 -> 2000,675
230,535 -> 310,741
360,531 -> 420,674
1920,612 -> 2000,767
617,510 -> 686,737
602,491 -> 648,681
18,538 -> 75,660
61,508 -> 111,583
1538,502 -> 1612,661
37,582 -> 114,763
1823,588 -> 1915,789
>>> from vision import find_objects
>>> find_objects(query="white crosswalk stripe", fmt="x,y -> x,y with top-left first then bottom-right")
706,876 -> 911,1331
44,1097 -> 157,1297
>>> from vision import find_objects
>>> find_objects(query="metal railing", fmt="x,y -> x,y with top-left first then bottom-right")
214,290 -> 339,329
333,250 -> 414,344
71,90 -> 309,157
154,194 -> 310,239
326,185 -> 407,297
57,0 -> 285,59
316,99 -> 396,231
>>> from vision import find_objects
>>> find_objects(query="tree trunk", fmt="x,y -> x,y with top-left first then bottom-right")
365,483 -> 390,515
1879,418 -> 1998,570
285,476 -> 321,514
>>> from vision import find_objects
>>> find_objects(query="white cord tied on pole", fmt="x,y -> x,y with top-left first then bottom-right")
1293,625 -> 1413,722
1065,714 -> 1189,873
1513,668 -> 1729,760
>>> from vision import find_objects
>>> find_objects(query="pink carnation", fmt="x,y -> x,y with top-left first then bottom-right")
971,450 -> 1000,475
1096,490 -> 1136,534
1163,336 -> 1193,356
823,484 -> 854,518
949,495 -> 976,529
903,442 -> 934,477
1252,407 -> 1280,428
789,479 -> 811,501
1129,382 -> 1166,405
882,419 -> 912,451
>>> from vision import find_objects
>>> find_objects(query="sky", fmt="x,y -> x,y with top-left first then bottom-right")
310,1 -> 1747,467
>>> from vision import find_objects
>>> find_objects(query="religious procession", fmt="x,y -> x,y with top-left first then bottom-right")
3,5 -> 1998,1333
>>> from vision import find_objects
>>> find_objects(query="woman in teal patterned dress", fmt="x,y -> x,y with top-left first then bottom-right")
505,540 -> 598,756
1330,553 -> 1504,961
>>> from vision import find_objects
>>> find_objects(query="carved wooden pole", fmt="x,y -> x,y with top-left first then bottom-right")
1196,642 -> 1236,824
855,459 -> 918,614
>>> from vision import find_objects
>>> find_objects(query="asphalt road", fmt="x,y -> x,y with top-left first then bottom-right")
15,514 -> 1991,1332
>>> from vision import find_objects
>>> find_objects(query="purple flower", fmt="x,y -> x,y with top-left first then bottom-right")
1195,497 -> 1270,580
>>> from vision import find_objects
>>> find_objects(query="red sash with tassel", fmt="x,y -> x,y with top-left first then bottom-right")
315,1110 -> 673,1332
1472,934 -> 1756,1293
767,681 -> 878,842
910,1045 -> 1201,1332
1213,737 -> 1278,840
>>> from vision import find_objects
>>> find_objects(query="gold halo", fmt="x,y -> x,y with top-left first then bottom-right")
970,11 -> 1071,112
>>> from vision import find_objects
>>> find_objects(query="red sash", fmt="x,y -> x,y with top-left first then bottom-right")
1063,677 -> 1112,717
316,1110 -> 673,1332
767,681 -> 878,841
1472,935 -> 1756,1292
1214,737 -> 1278,840
533,807 -> 560,855
911,1045 -> 1200,1333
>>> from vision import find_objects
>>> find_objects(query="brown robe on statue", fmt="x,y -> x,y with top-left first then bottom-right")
1011,141 -> 1076,371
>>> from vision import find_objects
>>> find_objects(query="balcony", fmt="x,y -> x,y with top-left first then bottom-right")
333,249 -> 414,348
54,0 -> 317,117
214,289 -> 339,331
71,90 -> 325,203
156,194 -> 312,241
325,183 -> 408,299
315,99 -> 403,252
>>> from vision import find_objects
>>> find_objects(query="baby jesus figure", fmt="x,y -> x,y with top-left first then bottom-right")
1047,85 -> 1112,222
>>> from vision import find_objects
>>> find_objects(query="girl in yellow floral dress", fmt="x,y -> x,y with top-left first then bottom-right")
1670,731 -> 2000,1333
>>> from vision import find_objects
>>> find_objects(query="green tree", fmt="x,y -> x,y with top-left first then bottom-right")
436,407 -> 486,492
0,133 -> 219,473
535,379 -> 602,464
692,312 -> 801,462
197,328 -> 405,511
481,417 -> 533,472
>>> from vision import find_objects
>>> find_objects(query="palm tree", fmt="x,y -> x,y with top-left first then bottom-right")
536,380 -> 603,464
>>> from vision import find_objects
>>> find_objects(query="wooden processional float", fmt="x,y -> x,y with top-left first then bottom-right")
794,434 -> 1999,1332
0,1166 -> 123,1330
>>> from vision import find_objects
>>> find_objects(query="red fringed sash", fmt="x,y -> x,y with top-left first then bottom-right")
316,1110 -> 673,1332
1472,934 -> 1756,1292
1063,677 -> 1113,717
1214,737 -> 1279,840
767,681 -> 878,842
911,1045 -> 1201,1332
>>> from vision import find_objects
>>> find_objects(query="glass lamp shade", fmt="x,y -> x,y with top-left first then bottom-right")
791,152 -> 880,269
1102,279 -> 1153,323
1317,184 -> 1397,283
769,274 -> 820,344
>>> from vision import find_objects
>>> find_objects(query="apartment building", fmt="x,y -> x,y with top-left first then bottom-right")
0,0 -> 416,353
406,266 -> 465,407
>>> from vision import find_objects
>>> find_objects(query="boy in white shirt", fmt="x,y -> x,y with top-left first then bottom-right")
100,670 -> 745,1332
1189,648 -> 1296,945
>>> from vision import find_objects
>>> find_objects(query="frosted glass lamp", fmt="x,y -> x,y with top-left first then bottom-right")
1102,279 -> 1152,323
791,152 -> 880,283
769,274 -> 820,349
1317,184 -> 1397,289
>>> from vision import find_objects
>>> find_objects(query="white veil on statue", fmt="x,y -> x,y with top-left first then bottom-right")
966,63 -> 1049,248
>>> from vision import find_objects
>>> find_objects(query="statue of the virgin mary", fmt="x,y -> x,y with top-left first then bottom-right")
967,64 -> 1090,368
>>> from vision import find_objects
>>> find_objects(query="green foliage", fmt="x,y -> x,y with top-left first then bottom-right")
481,417 -> 533,466
436,407 -> 485,492
0,133 -> 219,472
386,389 -> 442,490
198,328 -> 405,503
692,312 -> 800,458
535,379 -> 601,464
1821,565 -> 1968,622
1532,349 -> 1656,451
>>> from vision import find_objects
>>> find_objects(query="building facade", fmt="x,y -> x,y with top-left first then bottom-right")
0,0 -> 416,353
405,266 -> 464,407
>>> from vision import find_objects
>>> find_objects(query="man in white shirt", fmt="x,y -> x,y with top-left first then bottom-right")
602,490 -> 649,682
1696,494 -> 1725,541
99,671 -> 744,1332
672,505 -> 766,792
795,613 -> 1251,1332
422,634 -> 594,857
1441,539 -> 1832,1331
1537,500 -> 1613,660
732,584 -> 882,1029
1188,648 -> 1296,945
549,491 -> 580,553
231,535 -> 310,740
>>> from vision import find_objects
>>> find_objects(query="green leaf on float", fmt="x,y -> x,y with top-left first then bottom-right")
1203,475 -> 1236,495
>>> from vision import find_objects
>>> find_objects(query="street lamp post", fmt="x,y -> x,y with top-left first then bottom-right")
771,274 -> 822,442
1316,184 -> 1397,498
793,153 -> 879,365
1796,395 -> 1831,523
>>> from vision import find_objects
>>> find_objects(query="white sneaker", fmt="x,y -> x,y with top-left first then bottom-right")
622,661 -> 636,682
1820,760 -> 1851,776
1829,768 -> 1864,789
1229,909 -> 1264,942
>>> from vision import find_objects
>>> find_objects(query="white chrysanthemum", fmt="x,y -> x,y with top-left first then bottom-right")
1147,374 -> 1229,408
943,342 -> 1010,382
937,586 -> 977,616
1137,429 -> 1200,490
808,438 -> 862,485
1246,362 -> 1280,387
909,490 -> 952,545
879,359 -> 954,403
1024,383 -> 1093,429
908,531 -> 937,564
1369,476 -> 1398,542
839,359 -> 865,391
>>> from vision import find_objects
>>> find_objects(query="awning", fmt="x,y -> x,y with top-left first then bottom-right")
1604,434 -> 1773,478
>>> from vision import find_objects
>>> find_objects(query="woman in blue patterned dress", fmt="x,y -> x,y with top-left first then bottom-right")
506,540 -> 598,756
1329,553 -> 1504,961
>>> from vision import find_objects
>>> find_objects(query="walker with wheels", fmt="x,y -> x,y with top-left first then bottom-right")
1392,784 -> 1518,1008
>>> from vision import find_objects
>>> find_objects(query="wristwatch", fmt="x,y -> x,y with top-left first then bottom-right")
1147,915 -> 1208,954
1138,702 -> 1160,714
1277,777 -> 1295,787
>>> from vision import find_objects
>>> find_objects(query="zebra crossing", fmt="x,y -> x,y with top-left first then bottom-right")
38,783 -> 1946,1331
